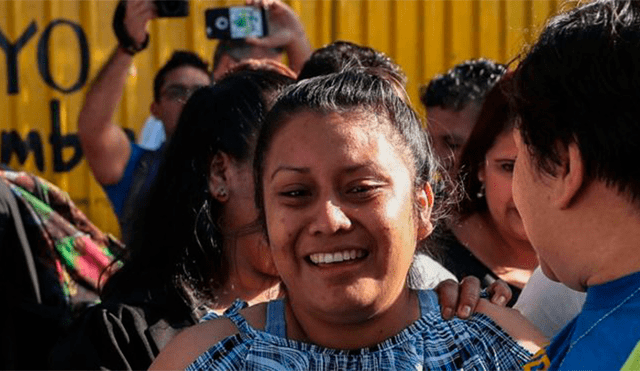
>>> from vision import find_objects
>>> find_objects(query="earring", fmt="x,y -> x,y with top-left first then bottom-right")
476,183 -> 485,199
217,187 -> 227,199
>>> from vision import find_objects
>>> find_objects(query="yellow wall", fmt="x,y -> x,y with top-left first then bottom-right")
0,0 -> 571,237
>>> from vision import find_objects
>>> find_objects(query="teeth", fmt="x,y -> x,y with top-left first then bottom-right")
309,249 -> 366,265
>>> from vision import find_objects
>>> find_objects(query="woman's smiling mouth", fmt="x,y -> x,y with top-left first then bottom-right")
307,249 -> 368,266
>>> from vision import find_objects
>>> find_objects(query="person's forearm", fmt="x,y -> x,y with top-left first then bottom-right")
78,46 -> 133,137
284,31 -> 312,75
77,46 -> 134,185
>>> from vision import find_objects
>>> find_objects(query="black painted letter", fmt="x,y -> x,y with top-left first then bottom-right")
38,19 -> 89,93
1,130 -> 45,171
49,99 -> 82,172
0,21 -> 37,95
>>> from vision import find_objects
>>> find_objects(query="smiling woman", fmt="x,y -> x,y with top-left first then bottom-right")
150,69 -> 544,370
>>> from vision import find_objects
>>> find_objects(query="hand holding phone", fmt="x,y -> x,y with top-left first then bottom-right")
205,6 -> 268,40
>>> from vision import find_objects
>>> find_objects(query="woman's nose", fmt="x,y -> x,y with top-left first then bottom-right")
308,199 -> 352,235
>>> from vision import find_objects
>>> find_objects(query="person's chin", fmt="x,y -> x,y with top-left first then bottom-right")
539,260 -> 560,283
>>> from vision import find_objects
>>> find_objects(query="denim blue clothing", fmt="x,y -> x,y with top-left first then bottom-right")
189,290 -> 531,370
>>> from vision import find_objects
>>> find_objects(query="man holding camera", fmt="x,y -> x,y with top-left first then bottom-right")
138,0 -> 312,150
78,0 -> 211,243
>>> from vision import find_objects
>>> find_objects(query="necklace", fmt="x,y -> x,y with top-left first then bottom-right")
558,284 -> 640,369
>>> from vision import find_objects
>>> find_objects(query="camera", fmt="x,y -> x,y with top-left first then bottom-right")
155,0 -> 189,18
205,6 -> 268,40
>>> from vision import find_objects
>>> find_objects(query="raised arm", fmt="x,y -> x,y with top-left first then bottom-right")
245,0 -> 312,74
78,0 -> 155,185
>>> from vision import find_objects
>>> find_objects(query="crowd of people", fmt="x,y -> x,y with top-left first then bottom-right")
2,0 -> 640,369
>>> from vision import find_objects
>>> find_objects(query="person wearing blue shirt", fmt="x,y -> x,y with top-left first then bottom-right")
511,1 -> 640,369
77,0 -> 210,243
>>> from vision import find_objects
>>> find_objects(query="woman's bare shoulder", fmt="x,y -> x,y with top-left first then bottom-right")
150,303 -> 269,370
476,298 -> 548,354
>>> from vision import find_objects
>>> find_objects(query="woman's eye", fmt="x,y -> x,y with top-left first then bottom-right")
346,183 -> 381,199
279,189 -> 310,198
500,162 -> 515,173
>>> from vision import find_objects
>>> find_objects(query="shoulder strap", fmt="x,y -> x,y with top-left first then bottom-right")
264,299 -> 286,337
224,304 -> 253,335
417,290 -> 439,317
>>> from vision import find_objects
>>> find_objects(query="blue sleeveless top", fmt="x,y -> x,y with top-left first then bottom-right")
187,290 -> 531,370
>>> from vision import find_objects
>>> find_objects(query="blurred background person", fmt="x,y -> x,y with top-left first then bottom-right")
139,0 -> 313,151
420,59 -> 506,179
432,74 -> 537,306
78,0 -> 211,244
51,62 -> 295,370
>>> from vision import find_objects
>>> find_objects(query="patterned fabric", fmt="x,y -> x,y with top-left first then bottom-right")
0,168 -> 123,306
188,290 -> 532,370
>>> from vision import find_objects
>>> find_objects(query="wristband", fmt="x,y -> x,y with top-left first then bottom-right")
113,0 -> 149,56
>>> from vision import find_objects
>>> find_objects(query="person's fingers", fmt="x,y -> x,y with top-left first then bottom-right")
433,279 -> 459,320
486,279 -> 512,307
456,276 -> 481,319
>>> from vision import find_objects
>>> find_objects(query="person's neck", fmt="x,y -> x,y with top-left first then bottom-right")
284,287 -> 420,350
574,188 -> 640,288
209,233 -> 281,314
450,212 -> 538,288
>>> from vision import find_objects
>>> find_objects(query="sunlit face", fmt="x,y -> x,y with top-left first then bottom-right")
262,110 -> 431,323
512,130 -> 559,281
479,129 -> 528,242
152,66 -> 211,137
426,104 -> 481,176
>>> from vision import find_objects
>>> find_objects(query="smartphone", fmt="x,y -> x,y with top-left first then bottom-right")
205,6 -> 268,40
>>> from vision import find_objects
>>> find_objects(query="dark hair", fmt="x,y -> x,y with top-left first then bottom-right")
212,40 -> 283,77
513,0 -> 640,206
456,74 -> 515,216
103,67 -> 294,319
420,59 -> 507,111
297,40 -> 407,89
253,69 -> 439,251
153,51 -> 210,102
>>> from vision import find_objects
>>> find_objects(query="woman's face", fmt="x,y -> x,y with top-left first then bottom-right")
479,129 -> 528,242
262,110 -> 431,322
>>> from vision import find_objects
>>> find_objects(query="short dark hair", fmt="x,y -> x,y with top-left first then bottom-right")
297,40 -> 407,95
420,59 -> 507,111
153,51 -> 209,102
513,0 -> 640,206
456,74 -> 515,216
254,69 -> 440,252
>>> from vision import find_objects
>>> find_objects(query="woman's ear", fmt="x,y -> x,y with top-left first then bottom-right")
417,183 -> 435,240
208,152 -> 231,202
478,162 -> 486,183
